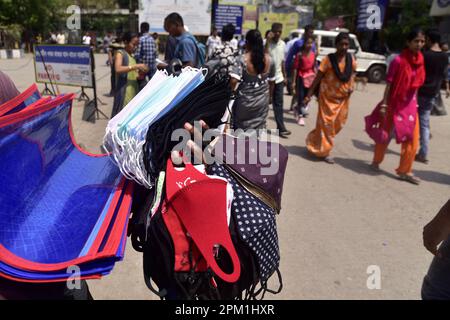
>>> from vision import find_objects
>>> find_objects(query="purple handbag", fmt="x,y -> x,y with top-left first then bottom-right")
213,134 -> 289,213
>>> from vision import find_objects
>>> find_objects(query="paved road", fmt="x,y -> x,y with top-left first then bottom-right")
2,54 -> 449,299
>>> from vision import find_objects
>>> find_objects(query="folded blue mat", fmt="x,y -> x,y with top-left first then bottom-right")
0,92 -> 133,282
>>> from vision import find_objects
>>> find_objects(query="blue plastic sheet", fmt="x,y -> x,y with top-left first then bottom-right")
0,92 -> 132,282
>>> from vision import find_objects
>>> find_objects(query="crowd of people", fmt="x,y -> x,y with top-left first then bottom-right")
105,14 -> 449,184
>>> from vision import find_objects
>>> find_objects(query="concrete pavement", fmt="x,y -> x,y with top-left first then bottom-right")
1,54 -> 449,299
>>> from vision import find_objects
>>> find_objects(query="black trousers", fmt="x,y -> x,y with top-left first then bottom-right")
272,82 -> 286,132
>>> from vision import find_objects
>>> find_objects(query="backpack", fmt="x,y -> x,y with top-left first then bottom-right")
175,33 -> 206,67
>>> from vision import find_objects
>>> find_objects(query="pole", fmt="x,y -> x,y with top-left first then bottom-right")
87,47 -> 108,121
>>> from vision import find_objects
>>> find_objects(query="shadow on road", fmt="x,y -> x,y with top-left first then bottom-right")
333,157 -> 396,178
352,139 -> 400,156
268,116 -> 298,125
284,145 -> 322,162
415,170 -> 450,186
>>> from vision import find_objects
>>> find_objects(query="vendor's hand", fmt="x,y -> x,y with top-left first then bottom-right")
423,201 -> 450,257
171,120 -> 210,166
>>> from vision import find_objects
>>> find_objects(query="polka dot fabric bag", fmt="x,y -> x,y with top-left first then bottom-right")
208,162 -> 282,295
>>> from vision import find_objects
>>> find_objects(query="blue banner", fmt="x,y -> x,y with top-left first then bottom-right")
34,45 -> 93,87
214,5 -> 244,35
357,0 -> 389,31
34,45 -> 91,66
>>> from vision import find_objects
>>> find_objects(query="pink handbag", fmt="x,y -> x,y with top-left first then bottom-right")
302,73 -> 316,88
365,103 -> 389,145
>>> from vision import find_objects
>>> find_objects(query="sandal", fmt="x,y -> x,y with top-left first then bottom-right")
398,173 -> 421,185
324,156 -> 335,164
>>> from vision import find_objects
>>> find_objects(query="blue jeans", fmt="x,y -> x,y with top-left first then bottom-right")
422,236 -> 450,300
418,95 -> 436,159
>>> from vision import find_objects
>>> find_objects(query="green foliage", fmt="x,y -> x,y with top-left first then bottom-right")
314,0 -> 357,22
382,0 -> 434,51
0,0 -> 123,39
0,0 -> 64,34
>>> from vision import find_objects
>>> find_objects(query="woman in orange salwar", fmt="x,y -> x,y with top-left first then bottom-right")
303,32 -> 356,164
369,29 -> 426,185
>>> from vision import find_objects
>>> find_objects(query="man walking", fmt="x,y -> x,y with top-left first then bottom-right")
267,23 -> 290,138
416,29 -> 449,164
285,31 -> 300,96
135,22 -> 157,91
164,12 -> 204,68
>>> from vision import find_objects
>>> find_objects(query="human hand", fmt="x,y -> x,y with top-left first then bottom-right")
379,103 -> 388,117
138,64 -> 149,73
171,120 -> 210,166
423,201 -> 450,257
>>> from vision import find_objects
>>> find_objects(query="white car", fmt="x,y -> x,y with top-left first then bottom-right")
289,29 -> 387,83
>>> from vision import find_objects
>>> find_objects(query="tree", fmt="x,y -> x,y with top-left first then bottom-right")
314,0 -> 357,22
0,0 -> 64,36
382,0 -> 434,51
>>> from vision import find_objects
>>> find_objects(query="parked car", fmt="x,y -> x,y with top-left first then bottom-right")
289,29 -> 387,83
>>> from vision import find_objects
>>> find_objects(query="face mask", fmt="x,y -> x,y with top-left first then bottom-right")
104,68 -> 206,188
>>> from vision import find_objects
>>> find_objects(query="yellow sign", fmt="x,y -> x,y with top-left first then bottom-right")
258,12 -> 299,39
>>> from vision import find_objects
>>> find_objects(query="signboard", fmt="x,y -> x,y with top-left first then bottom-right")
214,5 -> 244,35
139,0 -> 211,36
219,0 -> 257,33
34,45 -> 93,88
258,12 -> 299,38
430,0 -> 450,16
357,0 -> 388,31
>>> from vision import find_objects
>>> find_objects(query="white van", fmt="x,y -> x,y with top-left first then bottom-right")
289,29 -> 387,83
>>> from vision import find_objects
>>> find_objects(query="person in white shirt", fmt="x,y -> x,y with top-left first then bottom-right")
267,23 -> 290,138
56,32 -> 66,45
206,27 -> 222,59
230,36 -> 238,50
83,32 -> 92,46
